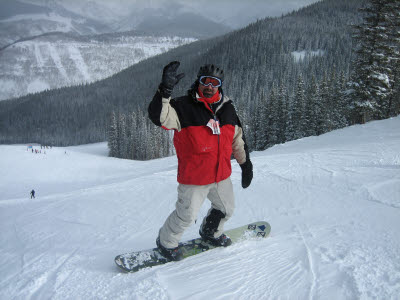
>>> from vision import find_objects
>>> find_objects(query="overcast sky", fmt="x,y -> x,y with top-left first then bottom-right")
25,0 -> 321,28
176,0 -> 321,28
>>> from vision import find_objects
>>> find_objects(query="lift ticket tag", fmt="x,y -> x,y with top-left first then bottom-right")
207,119 -> 221,135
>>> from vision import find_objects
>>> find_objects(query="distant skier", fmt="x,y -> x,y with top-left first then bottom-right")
148,61 -> 253,261
30,189 -> 35,199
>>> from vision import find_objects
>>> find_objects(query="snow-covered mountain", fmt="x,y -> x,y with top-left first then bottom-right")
0,116 -> 399,299
0,0 -> 228,101
0,31 -> 195,100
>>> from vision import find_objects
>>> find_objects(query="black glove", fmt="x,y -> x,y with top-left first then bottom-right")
159,61 -> 185,98
240,160 -> 253,189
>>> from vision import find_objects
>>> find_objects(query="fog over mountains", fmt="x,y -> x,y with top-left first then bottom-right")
0,0 -> 319,101
16,0 -> 321,30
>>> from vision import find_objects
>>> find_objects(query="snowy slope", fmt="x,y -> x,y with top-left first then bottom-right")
0,117 -> 400,299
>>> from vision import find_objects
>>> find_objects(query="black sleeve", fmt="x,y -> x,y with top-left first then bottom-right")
148,89 -> 163,127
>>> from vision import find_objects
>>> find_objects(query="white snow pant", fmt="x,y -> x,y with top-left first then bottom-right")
159,177 -> 235,249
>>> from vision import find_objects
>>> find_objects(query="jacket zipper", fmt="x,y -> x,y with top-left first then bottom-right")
201,100 -> 222,183
214,113 -> 220,183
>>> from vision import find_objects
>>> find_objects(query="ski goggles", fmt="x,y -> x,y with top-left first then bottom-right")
199,76 -> 222,88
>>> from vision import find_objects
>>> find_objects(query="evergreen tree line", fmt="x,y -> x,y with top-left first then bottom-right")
107,109 -> 174,160
242,71 -> 349,151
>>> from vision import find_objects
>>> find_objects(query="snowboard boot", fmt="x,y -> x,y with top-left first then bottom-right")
200,209 -> 232,247
200,231 -> 232,247
156,237 -> 184,261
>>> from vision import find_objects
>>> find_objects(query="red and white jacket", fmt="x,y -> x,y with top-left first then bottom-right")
148,86 -> 250,185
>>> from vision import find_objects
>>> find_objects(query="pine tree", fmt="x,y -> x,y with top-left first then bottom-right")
349,0 -> 400,123
292,75 -> 306,139
127,112 -> 136,159
108,111 -> 118,157
335,71 -> 350,128
119,114 -> 127,158
266,84 -> 280,147
255,90 -> 268,150
277,83 -> 289,144
305,76 -> 318,137
392,60 -> 400,115
285,109 -> 296,142
316,76 -> 329,135
386,0 -> 400,117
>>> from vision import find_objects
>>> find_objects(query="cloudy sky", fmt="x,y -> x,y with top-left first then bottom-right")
27,0 -> 320,29
176,0 -> 321,28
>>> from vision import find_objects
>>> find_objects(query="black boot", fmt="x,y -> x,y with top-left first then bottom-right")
200,232 -> 232,247
200,209 -> 232,247
156,237 -> 184,261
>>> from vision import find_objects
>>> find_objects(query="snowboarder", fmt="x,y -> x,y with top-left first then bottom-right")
148,61 -> 253,261
30,189 -> 35,199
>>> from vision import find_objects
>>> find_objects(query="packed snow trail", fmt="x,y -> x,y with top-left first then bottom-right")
0,117 -> 400,299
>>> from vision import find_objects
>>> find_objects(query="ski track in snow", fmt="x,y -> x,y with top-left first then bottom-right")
47,43 -> 69,81
68,45 -> 91,82
296,225 -> 317,300
27,248 -> 79,300
1,118 -> 400,299
34,43 -> 44,69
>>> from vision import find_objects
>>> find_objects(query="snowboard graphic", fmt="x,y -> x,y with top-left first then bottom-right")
115,221 -> 271,273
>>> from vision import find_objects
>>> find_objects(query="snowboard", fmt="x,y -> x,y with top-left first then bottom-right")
115,221 -> 271,273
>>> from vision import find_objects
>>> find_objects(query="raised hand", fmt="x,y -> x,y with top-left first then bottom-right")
159,61 -> 185,98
